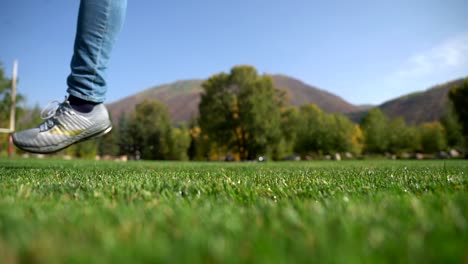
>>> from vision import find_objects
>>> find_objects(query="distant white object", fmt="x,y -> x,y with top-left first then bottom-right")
334,153 -> 341,161
449,149 -> 460,158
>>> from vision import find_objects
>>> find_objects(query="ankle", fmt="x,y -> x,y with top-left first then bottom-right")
68,95 -> 99,113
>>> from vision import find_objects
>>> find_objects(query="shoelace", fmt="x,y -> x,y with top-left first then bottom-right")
39,98 -> 71,131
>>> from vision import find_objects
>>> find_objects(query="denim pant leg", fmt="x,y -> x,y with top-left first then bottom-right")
67,0 -> 127,103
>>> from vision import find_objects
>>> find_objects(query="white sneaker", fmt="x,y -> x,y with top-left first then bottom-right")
13,98 -> 112,154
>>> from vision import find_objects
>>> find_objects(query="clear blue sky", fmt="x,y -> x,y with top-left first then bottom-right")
1,0 -> 467,107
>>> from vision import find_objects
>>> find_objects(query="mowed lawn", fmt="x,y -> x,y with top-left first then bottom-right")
0,159 -> 466,263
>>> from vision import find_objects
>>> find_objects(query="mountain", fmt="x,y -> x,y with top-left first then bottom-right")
347,77 -> 467,124
378,78 -> 466,124
107,74 -> 467,125
106,75 -> 365,123
271,75 -> 362,113
107,79 -> 204,123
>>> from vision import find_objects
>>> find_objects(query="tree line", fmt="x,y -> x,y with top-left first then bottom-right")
93,66 -> 467,160
1,64 -> 467,159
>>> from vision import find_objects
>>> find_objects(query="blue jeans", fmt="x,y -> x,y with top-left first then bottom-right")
67,0 -> 127,103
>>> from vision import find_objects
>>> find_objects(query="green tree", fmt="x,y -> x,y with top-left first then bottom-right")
75,140 -> 98,159
0,63 -> 12,130
14,104 -> 43,155
97,131 -> 119,157
273,107 -> 300,159
0,63 -> 25,127
361,108 -> 389,154
328,113 -> 363,155
294,104 -> 327,155
95,112 -> 119,157
294,104 -> 362,156
418,122 -> 447,153
440,103 -> 464,149
116,113 -> 132,156
0,61 -> 25,156
199,65 -> 283,160
387,118 -> 418,154
168,125 -> 191,160
448,80 -> 468,151
128,100 -> 173,160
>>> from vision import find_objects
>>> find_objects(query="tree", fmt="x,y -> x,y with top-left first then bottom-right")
199,65 -> 283,160
128,100 -> 173,160
187,118 -> 211,161
0,63 -> 13,130
361,108 -> 389,154
448,80 -> 468,151
440,103 -> 464,149
97,130 -> 119,157
294,104 -> 326,155
0,61 -> 25,156
96,112 -> 119,157
273,107 -> 300,159
350,124 -> 365,155
0,63 -> 25,126
294,104 -> 362,156
328,113 -> 363,155
387,118 -> 418,154
74,140 -> 98,159
168,125 -> 191,160
15,104 -> 43,155
418,122 -> 447,153
117,113 -> 132,156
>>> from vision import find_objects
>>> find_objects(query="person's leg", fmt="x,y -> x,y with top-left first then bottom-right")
67,0 -> 127,109
13,0 -> 127,154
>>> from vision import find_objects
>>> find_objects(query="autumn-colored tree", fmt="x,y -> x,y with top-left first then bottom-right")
199,65 -> 283,160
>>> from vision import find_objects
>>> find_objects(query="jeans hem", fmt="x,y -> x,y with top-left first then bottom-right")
67,88 -> 105,103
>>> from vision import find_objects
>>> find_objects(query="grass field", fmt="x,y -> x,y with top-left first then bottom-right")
0,159 -> 467,263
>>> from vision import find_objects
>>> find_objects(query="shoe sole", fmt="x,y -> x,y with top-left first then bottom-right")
14,125 -> 112,154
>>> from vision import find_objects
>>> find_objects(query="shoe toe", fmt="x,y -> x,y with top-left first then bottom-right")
13,128 -> 40,147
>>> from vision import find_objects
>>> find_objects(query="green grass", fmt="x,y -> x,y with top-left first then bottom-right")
0,159 -> 467,263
